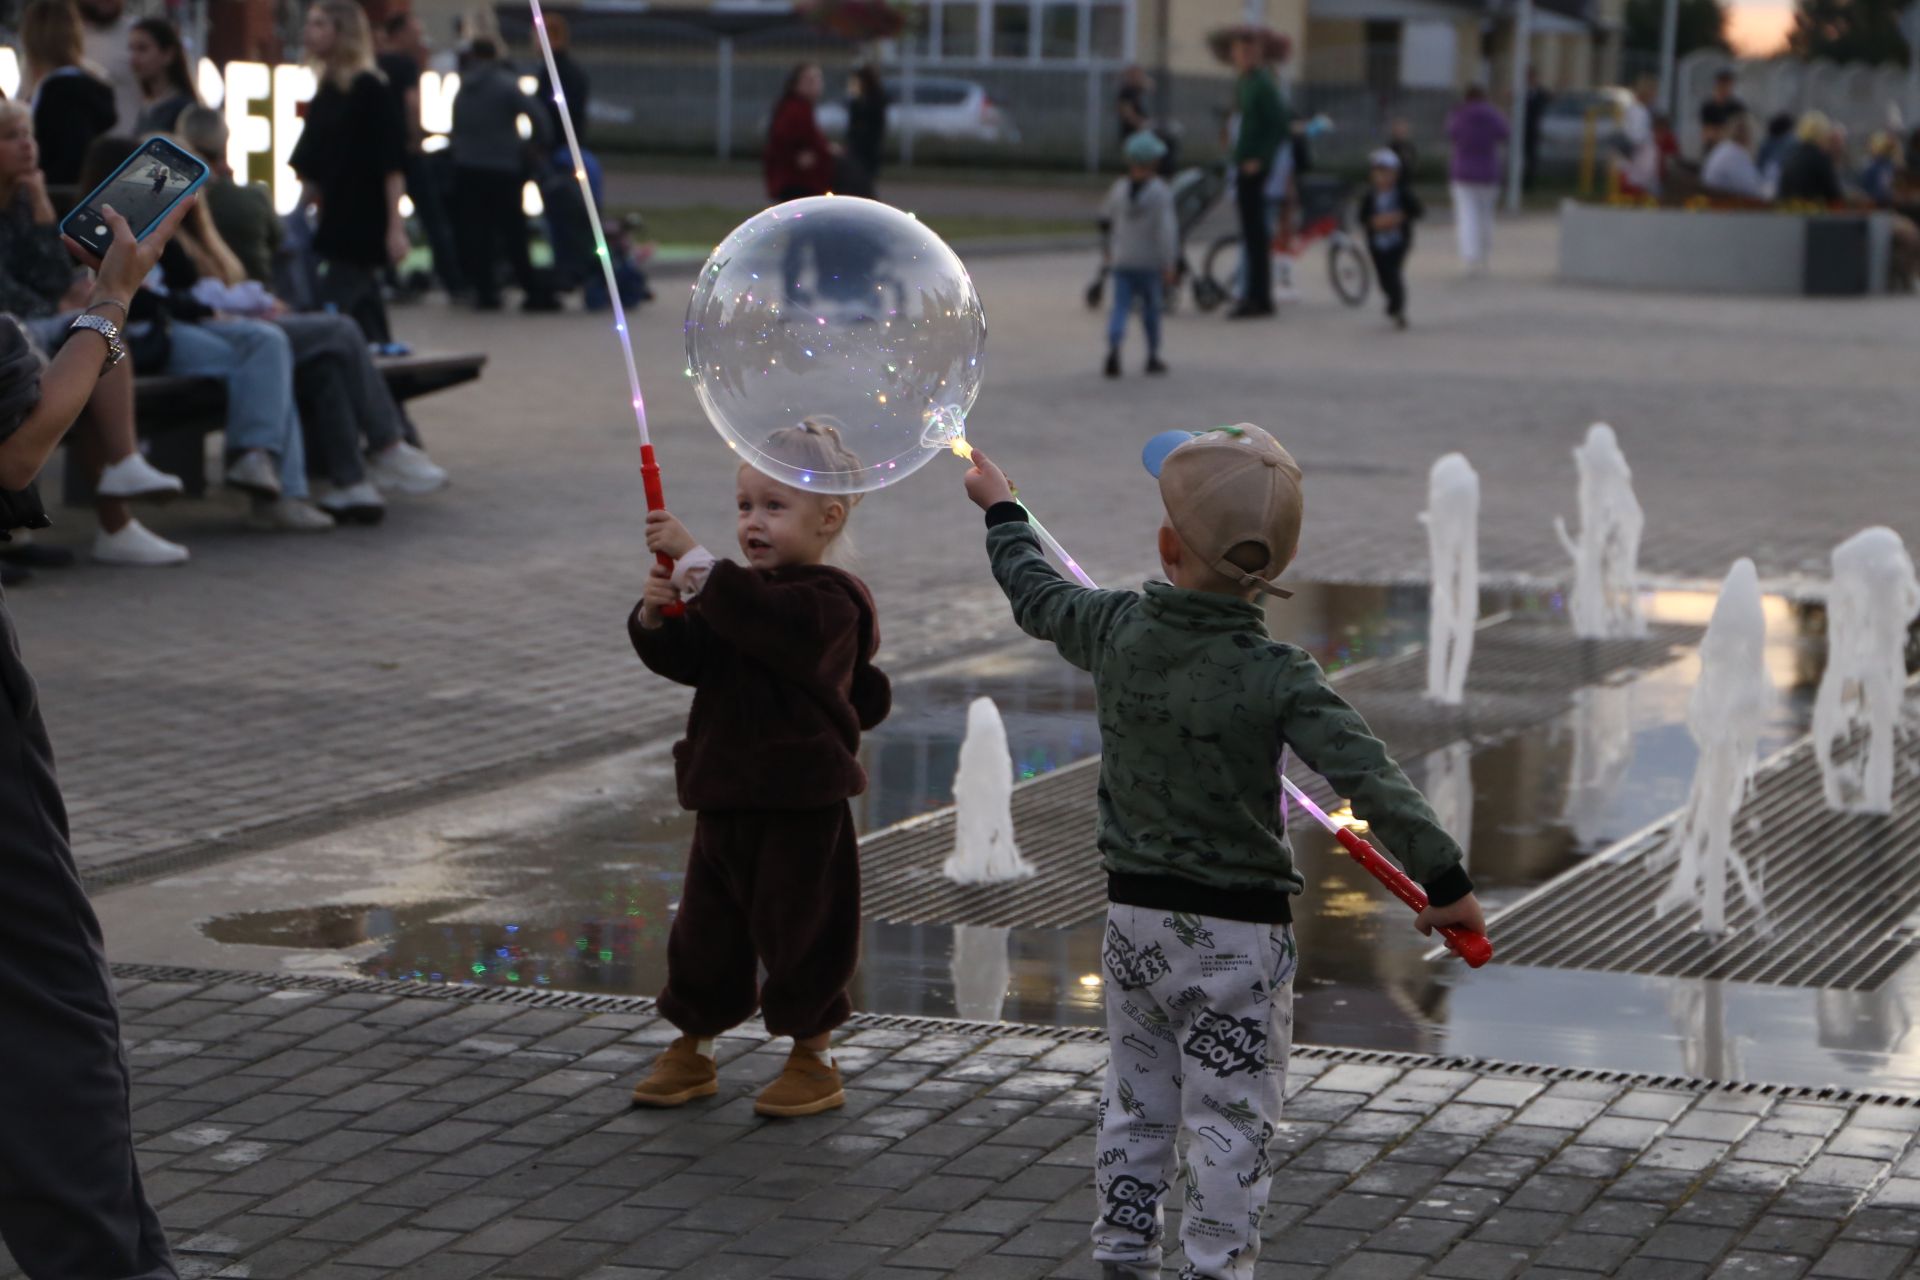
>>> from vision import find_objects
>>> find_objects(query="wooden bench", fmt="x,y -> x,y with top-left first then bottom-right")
63,351 -> 487,506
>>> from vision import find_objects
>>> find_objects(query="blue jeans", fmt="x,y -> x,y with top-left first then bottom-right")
1107,268 -> 1163,355
162,319 -> 309,500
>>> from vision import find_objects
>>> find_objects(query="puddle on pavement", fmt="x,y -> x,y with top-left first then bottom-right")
191,582 -> 1920,1091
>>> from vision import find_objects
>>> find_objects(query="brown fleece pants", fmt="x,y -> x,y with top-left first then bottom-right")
657,804 -> 861,1041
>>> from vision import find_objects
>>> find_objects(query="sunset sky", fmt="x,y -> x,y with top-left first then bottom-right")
1726,0 -> 1795,55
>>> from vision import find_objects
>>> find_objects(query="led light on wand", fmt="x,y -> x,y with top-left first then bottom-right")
940,419 -> 1095,590
529,0 -> 678,610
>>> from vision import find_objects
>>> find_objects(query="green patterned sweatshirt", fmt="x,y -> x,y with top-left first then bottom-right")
985,505 -> 1471,923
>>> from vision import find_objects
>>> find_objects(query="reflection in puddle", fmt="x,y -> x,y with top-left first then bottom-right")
184,582 -> 1920,1089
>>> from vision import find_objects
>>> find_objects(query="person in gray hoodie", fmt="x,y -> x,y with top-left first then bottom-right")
1100,130 -> 1178,378
451,38 -> 558,312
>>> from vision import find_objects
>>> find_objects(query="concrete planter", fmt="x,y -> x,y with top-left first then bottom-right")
1558,200 -> 1892,296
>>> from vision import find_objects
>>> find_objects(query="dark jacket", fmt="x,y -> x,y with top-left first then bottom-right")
629,560 -> 891,812
1358,183 -> 1424,253
0,191 -> 80,320
1232,68 -> 1287,167
764,95 -> 832,199
452,60 -> 545,174
846,91 -> 886,178
32,70 -> 118,187
1776,142 -> 1843,205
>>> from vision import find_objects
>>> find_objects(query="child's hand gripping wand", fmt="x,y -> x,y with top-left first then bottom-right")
944,422 -> 1491,967
529,0 -> 680,615
1278,775 -> 1492,967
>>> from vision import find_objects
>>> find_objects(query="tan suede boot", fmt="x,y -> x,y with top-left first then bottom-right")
630,1036 -> 719,1108
753,1045 -> 844,1118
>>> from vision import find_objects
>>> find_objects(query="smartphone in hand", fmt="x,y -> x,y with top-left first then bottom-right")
59,136 -> 210,262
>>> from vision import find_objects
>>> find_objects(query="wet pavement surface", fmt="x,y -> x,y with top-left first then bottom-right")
99,583 -> 1920,1095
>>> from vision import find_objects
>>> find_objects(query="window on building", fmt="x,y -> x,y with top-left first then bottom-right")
1040,3 -> 1079,59
940,1 -> 980,59
1088,3 -> 1126,60
992,2 -> 1032,60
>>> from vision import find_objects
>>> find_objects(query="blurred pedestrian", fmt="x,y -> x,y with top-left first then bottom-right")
1756,112 -> 1796,192
21,0 -> 116,188
75,0 -> 138,137
764,62 -> 835,201
533,10 -> 589,146
127,17 -> 197,137
1445,83 -> 1507,274
450,36 -> 557,312
1100,130 -> 1177,378
1859,130 -> 1901,207
376,9 -> 464,297
0,196 -> 191,1280
1227,32 -> 1285,318
1360,147 -> 1422,329
1387,117 -> 1418,174
1698,68 -> 1743,152
1777,112 -> 1844,205
1701,110 -> 1767,200
1523,70 -> 1550,189
844,64 -> 887,197
1115,64 -> 1151,147
1614,74 -> 1660,198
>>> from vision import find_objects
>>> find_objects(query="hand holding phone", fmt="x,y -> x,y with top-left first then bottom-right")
59,136 -> 210,264
68,200 -> 197,305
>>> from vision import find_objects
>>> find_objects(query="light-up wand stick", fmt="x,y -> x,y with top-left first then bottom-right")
528,0 -> 679,612
931,412 -> 1490,968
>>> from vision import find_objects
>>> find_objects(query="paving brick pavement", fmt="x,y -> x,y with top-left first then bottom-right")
5,220 -> 1916,884
7,967 -> 1911,1280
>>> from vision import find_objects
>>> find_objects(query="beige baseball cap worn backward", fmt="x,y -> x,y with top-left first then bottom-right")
1157,424 -> 1303,599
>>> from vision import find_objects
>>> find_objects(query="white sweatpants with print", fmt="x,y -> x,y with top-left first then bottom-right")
1091,905 -> 1299,1280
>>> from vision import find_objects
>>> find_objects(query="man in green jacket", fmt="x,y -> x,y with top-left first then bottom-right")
1230,34 -> 1289,318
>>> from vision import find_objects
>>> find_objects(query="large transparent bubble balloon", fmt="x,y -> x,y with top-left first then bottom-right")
685,196 -> 987,495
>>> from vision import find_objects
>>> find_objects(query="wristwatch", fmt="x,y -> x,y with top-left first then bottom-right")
68,312 -> 126,374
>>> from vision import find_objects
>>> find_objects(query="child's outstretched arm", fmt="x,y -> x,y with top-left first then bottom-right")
628,562 -> 706,685
966,451 -> 1135,673
1271,647 -> 1476,918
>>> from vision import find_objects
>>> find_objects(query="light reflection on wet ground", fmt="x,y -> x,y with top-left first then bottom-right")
170,582 -> 1920,1090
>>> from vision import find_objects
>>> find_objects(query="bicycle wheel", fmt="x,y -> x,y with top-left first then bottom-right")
1199,233 -> 1240,312
1328,236 -> 1370,307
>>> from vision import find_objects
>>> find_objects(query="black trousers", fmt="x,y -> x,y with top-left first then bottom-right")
1235,164 -> 1273,312
657,806 -> 861,1042
407,152 -> 465,295
1370,242 -> 1408,318
0,604 -> 175,1279
316,258 -> 393,348
453,166 -> 549,307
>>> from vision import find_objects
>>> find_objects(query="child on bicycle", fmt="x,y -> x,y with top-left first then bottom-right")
1100,131 -> 1178,378
1359,147 -> 1423,330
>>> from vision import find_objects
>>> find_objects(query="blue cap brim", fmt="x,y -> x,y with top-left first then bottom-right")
1142,429 -> 1196,478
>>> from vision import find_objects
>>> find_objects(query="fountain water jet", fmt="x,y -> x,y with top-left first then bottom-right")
1423,453 -> 1479,705
1812,527 -> 1920,815
1553,423 -> 1646,639
949,925 -> 1012,1022
944,697 -> 1034,883
1654,559 -> 1771,937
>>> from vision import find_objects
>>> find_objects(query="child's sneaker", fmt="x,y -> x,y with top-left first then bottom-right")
754,1045 -> 844,1117
630,1036 -> 718,1108
1104,350 -> 1121,379
1145,355 -> 1167,375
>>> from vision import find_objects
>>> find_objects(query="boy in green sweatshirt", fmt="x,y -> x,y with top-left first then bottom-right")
962,427 -> 1483,1280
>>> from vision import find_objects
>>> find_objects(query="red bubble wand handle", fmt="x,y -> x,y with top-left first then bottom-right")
530,0 -> 680,614
1280,775 -> 1493,967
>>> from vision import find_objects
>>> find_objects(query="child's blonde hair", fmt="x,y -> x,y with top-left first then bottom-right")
759,416 -> 863,560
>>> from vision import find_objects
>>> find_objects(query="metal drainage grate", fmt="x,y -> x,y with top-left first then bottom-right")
1483,704 -> 1920,991
108,964 -> 1920,1106
860,619 -> 1699,929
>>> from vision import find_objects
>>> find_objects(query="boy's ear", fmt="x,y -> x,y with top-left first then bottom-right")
1157,522 -> 1183,568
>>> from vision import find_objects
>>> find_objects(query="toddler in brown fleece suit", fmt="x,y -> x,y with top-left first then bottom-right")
627,420 -> 892,1118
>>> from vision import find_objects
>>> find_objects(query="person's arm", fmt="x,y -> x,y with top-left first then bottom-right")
1155,186 -> 1178,278
2,200 -> 192,488
965,452 -> 1134,673
627,567 -> 709,686
1,176 -> 84,315
693,559 -> 863,681
1273,647 -> 1474,904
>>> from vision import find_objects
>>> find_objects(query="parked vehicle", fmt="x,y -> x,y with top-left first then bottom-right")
1536,88 -> 1632,166
815,76 -> 1020,144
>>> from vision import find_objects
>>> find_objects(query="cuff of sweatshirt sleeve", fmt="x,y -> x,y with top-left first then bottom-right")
984,501 -> 1029,529
1423,864 -> 1475,909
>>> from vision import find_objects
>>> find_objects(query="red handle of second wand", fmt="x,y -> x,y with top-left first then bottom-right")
640,444 -> 683,619
1331,827 -> 1493,968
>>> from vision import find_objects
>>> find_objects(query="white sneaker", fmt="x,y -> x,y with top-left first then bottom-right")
249,496 -> 336,532
316,481 -> 386,525
91,518 -> 189,566
369,441 -> 449,495
226,449 -> 283,498
97,452 -> 185,500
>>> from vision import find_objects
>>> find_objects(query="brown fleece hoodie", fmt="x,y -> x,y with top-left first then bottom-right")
628,560 -> 891,812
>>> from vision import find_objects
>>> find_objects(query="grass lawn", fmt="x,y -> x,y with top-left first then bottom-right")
616,203 -> 1089,260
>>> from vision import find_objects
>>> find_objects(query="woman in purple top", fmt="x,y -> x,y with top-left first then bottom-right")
1446,85 -> 1509,274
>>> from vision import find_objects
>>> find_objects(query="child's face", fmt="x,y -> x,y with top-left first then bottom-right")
736,466 -> 845,570
1127,161 -> 1156,181
1370,165 -> 1396,190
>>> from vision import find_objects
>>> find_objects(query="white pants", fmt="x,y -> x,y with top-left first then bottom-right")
1450,181 -> 1498,268
1092,906 -> 1299,1280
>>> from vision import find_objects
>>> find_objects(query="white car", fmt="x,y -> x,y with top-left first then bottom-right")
815,77 -> 1020,145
